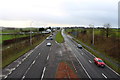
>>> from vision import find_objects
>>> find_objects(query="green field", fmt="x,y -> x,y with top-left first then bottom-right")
66,28 -> 120,37
1,34 -> 36,44
55,31 -> 64,43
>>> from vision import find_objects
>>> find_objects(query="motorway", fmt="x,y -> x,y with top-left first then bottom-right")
2,30 -> 120,80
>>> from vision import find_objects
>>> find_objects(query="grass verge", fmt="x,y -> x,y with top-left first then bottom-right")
55,31 -> 64,43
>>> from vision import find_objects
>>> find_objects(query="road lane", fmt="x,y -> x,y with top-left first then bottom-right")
5,37 -> 51,79
62,30 -> 120,79
3,30 -> 120,79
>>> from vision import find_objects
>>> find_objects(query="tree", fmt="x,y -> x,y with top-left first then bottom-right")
39,28 -> 45,32
103,23 -> 111,38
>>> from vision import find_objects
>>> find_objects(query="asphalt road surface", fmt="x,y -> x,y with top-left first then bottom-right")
2,30 -> 120,80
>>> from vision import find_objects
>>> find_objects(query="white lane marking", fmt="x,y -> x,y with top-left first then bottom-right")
22,76 -> 25,80
105,65 -> 120,76
4,75 -> 8,79
84,48 -> 95,57
81,53 -> 83,55
12,68 -> 16,71
102,73 -> 107,79
32,60 -> 36,64
73,54 -> 92,79
22,58 -> 25,62
71,59 -> 77,72
17,64 -> 19,67
47,55 -> 49,60
8,71 -> 12,75
22,60 -> 36,79
14,61 -> 20,63
84,48 -> 120,76
41,67 -> 46,80
89,60 -> 92,63
19,62 -> 21,65
59,51 -> 62,56
55,41 -> 59,45
39,53 -> 41,55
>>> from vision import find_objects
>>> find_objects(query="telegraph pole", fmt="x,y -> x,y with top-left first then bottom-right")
89,24 -> 94,45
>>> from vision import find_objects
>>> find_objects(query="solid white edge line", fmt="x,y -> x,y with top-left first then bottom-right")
102,73 -> 107,79
84,48 -> 120,76
71,35 -> 120,77
41,67 -> 46,80
3,38 -> 46,79
73,54 -> 92,79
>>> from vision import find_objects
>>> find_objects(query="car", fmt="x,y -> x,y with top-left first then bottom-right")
46,37 -> 49,40
50,35 -> 52,37
46,42 -> 52,46
77,44 -> 82,49
94,58 -> 105,67
50,37 -> 53,40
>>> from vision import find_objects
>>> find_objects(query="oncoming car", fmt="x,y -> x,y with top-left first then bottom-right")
46,37 -> 49,40
94,58 -> 105,68
46,42 -> 52,46
77,44 -> 82,49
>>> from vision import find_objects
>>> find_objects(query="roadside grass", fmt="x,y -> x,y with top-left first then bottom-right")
2,35 -> 48,68
72,38 -> 120,74
55,31 -> 64,43
2,34 -> 36,44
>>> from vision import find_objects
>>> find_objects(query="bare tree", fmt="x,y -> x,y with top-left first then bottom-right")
103,23 -> 111,38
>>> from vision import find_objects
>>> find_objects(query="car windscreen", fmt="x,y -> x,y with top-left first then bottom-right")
98,60 -> 103,62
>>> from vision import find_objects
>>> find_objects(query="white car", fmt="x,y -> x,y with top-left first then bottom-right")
46,37 -> 49,40
46,42 -> 52,46
77,44 -> 82,49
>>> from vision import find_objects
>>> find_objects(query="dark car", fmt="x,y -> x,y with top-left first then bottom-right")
77,44 -> 82,49
94,58 -> 105,68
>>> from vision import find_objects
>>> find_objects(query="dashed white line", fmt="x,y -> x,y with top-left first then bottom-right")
73,54 -> 92,79
12,68 -> 16,71
71,59 -> 77,72
4,75 -> 8,79
81,53 -> 83,55
19,62 -> 21,65
39,53 -> 41,55
21,60 -> 36,79
22,76 -> 25,80
32,60 -> 36,64
41,67 -> 46,80
8,71 -> 12,75
17,64 -> 19,67
84,48 -> 120,76
89,60 -> 92,63
102,73 -> 107,79
47,55 -> 49,60
50,47 -> 51,51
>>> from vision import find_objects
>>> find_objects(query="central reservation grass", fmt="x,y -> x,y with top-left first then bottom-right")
55,31 -> 64,43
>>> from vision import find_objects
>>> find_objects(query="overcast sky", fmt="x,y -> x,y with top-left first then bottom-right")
0,0 -> 119,28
